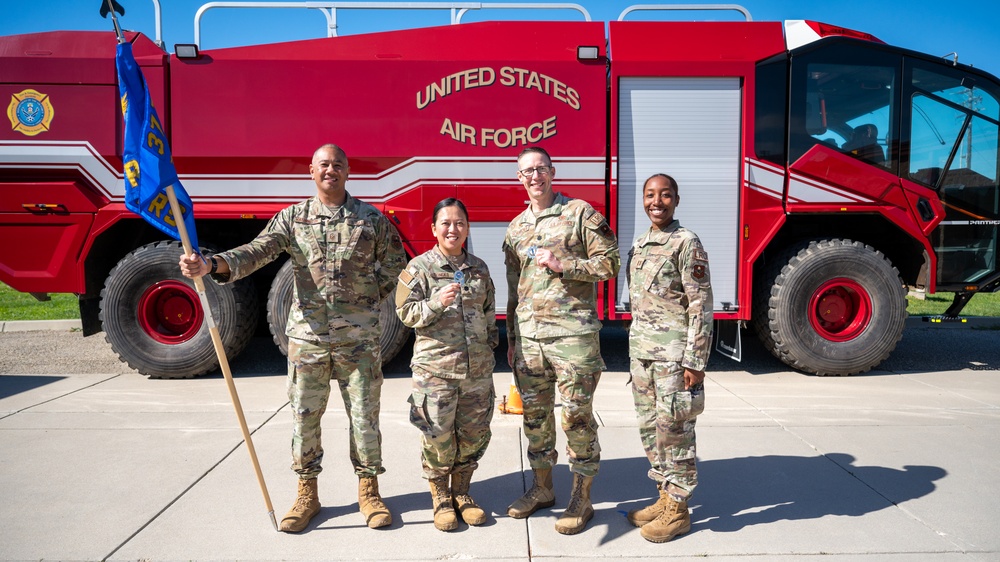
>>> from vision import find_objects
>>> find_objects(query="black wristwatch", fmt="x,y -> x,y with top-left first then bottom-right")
209,256 -> 218,274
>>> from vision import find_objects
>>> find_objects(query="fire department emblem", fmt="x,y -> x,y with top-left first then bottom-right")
7,89 -> 55,136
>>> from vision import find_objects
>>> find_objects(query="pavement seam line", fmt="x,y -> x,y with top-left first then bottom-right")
102,403 -> 287,560
0,374 -> 122,420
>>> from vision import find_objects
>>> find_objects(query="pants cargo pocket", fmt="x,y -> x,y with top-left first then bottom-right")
408,391 -> 433,435
670,384 -> 705,421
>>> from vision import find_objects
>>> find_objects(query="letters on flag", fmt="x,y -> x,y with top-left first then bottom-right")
115,42 -> 199,250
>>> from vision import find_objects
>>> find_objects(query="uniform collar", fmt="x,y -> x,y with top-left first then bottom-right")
430,245 -> 469,270
638,220 -> 680,246
309,192 -> 360,219
520,192 -> 569,223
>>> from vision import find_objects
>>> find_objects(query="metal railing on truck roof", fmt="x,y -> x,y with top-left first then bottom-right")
192,2 -> 593,48
617,4 -> 751,22
111,2 -> 753,51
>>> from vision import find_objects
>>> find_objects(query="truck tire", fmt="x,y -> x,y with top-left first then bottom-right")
753,239 -> 906,376
266,259 -> 412,363
99,241 -> 258,378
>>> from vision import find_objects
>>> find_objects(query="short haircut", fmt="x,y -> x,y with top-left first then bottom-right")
314,143 -> 347,161
517,146 -> 552,166
643,173 -> 678,193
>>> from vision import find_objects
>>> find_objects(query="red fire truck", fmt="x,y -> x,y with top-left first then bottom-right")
2,3 -> 998,378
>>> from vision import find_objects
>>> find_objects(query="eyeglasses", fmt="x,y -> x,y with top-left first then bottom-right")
518,166 -> 552,177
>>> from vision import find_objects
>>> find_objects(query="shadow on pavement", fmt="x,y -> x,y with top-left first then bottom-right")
0,374 -> 65,400
294,452 -> 945,544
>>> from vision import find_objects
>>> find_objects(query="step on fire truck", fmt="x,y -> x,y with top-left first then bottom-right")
2,2 -> 998,378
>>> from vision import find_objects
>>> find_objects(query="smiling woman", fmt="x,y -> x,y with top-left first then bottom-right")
0,283 -> 79,321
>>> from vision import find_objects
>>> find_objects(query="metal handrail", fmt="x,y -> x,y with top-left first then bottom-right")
193,1 -> 591,48
455,3 -> 590,23
617,4 -> 752,22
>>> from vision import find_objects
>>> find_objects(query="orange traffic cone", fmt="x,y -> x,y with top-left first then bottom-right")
498,374 -> 523,415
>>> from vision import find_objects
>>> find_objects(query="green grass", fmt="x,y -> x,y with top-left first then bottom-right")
0,283 -> 80,321
1,281 -> 998,321
905,290 -> 1000,317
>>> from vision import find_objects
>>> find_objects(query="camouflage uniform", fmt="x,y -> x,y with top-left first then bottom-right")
503,192 -> 620,477
212,194 -> 405,478
396,247 -> 498,479
627,219 -> 713,500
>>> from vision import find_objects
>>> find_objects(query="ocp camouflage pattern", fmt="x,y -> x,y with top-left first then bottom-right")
212,193 -> 406,344
629,358 -> 704,498
502,192 -> 620,345
396,246 -> 498,379
627,220 -> 713,371
287,337 -> 386,477
408,372 -> 495,478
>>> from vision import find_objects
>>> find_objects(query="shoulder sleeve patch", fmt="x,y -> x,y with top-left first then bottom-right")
395,269 -> 415,308
585,211 -> 614,238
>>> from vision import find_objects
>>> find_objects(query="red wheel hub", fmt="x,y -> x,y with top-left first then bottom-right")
808,278 -> 872,342
137,280 -> 203,344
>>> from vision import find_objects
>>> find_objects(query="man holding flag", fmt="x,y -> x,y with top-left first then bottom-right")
113,3 -> 278,531
110,1 -> 404,533
179,144 -> 407,532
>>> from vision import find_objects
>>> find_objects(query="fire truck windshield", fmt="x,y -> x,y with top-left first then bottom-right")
770,38 -> 1000,292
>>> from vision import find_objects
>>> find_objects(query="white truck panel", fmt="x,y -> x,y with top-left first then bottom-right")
616,77 -> 742,312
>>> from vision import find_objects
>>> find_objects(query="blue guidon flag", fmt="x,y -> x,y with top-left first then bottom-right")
115,41 -> 199,250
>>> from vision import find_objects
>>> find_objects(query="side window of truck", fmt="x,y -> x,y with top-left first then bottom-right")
788,41 -> 899,169
907,64 -> 1000,192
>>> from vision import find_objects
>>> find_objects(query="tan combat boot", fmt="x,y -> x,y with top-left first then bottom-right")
279,478 -> 320,533
639,496 -> 691,543
627,487 -> 670,527
554,473 -> 594,535
451,468 -> 486,526
429,476 -> 458,531
507,467 -> 555,518
358,475 -> 392,529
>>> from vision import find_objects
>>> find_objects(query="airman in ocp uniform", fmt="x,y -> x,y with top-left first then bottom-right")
179,144 -> 406,533
502,146 -> 620,535
626,173 -> 713,543
396,198 -> 498,532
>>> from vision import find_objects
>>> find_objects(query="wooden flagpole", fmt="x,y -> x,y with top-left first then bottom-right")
166,186 -> 278,532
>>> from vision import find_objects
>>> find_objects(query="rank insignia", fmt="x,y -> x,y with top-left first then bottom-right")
7,89 -> 54,136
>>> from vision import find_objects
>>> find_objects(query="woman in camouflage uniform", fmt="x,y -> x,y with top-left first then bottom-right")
396,198 -> 499,531
626,173 -> 713,543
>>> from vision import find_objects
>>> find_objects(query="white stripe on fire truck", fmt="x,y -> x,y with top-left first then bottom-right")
0,141 -> 605,204
744,158 -> 784,200
787,172 -> 875,204
745,157 -> 877,204
0,140 -> 122,200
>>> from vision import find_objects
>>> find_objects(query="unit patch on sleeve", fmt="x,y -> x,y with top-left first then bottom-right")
691,249 -> 709,280
586,212 -> 613,237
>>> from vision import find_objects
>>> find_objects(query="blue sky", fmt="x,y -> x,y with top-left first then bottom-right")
2,1 -> 999,76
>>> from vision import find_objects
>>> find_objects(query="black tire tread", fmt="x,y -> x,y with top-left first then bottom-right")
756,239 -> 906,376
99,240 -> 258,379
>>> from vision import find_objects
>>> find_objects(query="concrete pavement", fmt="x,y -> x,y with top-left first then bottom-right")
1,322 -> 999,561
